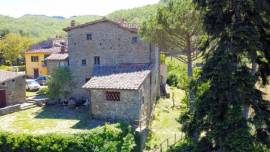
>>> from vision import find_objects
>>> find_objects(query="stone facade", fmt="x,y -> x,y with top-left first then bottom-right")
65,19 -> 160,123
47,60 -> 69,75
90,75 -> 151,122
0,76 -> 25,106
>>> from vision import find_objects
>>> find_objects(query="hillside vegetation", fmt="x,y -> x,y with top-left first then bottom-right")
0,4 -> 159,41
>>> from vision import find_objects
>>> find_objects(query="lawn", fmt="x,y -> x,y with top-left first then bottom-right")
0,105 -> 104,134
145,87 -> 186,150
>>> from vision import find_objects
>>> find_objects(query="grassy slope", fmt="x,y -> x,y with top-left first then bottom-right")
145,87 -> 186,150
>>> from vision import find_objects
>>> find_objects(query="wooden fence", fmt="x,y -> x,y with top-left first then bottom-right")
150,133 -> 185,152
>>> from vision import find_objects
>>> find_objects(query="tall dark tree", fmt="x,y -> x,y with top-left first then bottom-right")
181,0 -> 270,151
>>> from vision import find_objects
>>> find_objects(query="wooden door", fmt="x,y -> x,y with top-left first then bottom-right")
0,90 -> 6,108
34,68 -> 39,78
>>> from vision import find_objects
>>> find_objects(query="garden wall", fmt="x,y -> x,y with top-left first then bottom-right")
0,104 -> 20,116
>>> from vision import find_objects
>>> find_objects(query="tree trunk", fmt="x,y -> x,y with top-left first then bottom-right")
243,56 -> 257,119
187,37 -> 193,78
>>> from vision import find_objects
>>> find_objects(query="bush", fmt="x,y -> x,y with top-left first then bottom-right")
37,87 -> 49,95
48,67 -> 74,100
0,123 -> 136,152
167,74 -> 179,87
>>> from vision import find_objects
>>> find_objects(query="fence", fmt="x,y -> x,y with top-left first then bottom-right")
151,133 -> 185,152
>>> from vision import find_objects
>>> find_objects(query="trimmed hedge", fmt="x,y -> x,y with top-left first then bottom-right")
0,123 -> 136,152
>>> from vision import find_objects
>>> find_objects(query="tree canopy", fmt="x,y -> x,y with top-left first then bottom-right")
181,0 -> 270,151
0,33 -> 33,65
140,0 -> 203,77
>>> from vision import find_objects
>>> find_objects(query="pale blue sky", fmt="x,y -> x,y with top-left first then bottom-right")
0,0 -> 159,18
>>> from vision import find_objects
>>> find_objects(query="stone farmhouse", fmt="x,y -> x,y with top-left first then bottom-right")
0,71 -> 25,108
63,18 -> 160,125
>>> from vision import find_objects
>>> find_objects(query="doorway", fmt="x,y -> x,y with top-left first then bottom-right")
0,90 -> 6,108
34,68 -> 39,78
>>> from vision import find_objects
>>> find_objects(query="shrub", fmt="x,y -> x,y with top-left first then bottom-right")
0,123 -> 136,152
48,67 -> 74,100
37,87 -> 49,95
167,73 -> 179,87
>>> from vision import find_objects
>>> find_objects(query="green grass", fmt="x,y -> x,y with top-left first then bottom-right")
145,87 -> 186,150
0,65 -> 12,70
0,105 -> 104,134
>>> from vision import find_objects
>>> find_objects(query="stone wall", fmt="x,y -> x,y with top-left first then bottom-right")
160,64 -> 167,85
90,89 -> 141,122
67,21 -> 152,98
0,104 -> 21,116
47,60 -> 68,75
0,76 -> 26,106
139,75 -> 151,122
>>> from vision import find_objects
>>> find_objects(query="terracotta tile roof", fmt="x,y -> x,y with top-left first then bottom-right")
25,47 -> 61,54
0,70 -> 25,83
46,53 -> 69,61
83,64 -> 151,90
63,18 -> 138,33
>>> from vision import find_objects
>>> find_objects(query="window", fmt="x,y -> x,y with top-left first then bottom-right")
132,36 -> 138,44
94,56 -> 100,65
31,56 -> 39,62
106,91 -> 120,101
86,33 -> 92,40
82,59 -> 87,66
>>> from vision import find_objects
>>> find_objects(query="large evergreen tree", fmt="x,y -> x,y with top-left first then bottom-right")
181,0 -> 270,151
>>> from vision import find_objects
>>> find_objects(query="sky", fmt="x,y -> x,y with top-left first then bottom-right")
0,0 -> 159,18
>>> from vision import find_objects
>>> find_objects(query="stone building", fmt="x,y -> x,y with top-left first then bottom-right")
46,46 -> 69,75
64,18 -> 160,124
0,71 -> 26,108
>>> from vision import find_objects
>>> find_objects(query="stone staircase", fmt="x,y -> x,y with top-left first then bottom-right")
20,102 -> 37,110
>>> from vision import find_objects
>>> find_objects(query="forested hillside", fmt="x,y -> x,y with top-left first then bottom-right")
0,15 -> 101,41
0,4 -> 159,41
107,4 -> 159,24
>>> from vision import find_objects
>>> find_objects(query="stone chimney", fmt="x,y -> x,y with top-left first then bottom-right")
71,20 -> 76,27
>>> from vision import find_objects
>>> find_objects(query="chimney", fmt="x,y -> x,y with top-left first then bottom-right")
71,20 -> 76,27
60,45 -> 65,53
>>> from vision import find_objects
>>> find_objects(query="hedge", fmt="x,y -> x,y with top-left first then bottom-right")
0,123 -> 136,152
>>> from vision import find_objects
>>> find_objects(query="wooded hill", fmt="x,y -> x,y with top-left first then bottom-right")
0,4 -> 158,41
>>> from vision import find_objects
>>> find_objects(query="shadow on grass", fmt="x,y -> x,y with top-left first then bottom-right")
34,105 -> 105,130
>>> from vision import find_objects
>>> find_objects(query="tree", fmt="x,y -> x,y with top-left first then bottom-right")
0,33 -> 33,65
48,67 -> 74,101
140,0 -> 203,78
181,0 -> 270,151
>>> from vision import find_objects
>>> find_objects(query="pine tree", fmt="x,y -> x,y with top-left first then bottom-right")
181,0 -> 270,151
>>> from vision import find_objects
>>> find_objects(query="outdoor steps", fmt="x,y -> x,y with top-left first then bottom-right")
20,102 -> 37,110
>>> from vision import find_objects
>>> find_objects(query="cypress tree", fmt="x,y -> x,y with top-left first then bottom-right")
181,0 -> 270,151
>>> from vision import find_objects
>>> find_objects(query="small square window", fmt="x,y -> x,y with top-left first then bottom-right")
94,56 -> 100,65
86,33 -> 92,40
106,91 -> 120,101
132,36 -> 138,44
82,59 -> 87,66
31,56 -> 39,62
